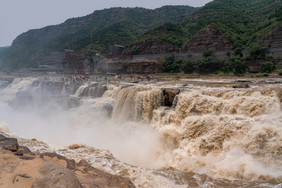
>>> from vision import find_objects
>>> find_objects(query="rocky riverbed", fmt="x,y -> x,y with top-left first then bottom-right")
0,134 -> 135,188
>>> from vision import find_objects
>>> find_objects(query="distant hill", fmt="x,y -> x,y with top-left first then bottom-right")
127,0 -> 282,54
0,6 -> 197,69
0,47 -> 8,52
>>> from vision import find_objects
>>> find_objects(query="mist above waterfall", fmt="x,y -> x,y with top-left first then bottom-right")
0,78 -> 167,168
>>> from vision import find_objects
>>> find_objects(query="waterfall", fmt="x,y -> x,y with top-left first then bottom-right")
112,86 -> 163,122
74,82 -> 107,98
1,77 -> 281,187
150,87 -> 282,180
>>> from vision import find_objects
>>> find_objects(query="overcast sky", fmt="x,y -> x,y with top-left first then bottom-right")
0,0 -> 212,47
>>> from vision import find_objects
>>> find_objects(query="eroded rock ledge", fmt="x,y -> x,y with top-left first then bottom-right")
0,134 -> 135,188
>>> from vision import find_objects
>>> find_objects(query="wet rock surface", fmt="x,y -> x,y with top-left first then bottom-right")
0,134 -> 19,152
232,83 -> 250,88
162,88 -> 180,107
0,134 -> 136,188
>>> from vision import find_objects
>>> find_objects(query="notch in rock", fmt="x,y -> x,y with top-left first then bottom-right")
161,88 -> 180,107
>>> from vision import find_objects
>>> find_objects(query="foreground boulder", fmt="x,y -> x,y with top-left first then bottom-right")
0,134 -> 18,152
0,134 -> 35,159
32,161 -> 82,188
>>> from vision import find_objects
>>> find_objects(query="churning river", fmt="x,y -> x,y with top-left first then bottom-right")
0,75 -> 281,187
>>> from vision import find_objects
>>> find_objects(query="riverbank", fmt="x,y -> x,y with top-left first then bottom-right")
1,70 -> 281,85
0,134 -> 135,188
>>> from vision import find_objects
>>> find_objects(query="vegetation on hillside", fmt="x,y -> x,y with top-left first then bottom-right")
133,0 -> 282,51
0,6 -> 197,69
161,46 -> 276,75
0,47 -> 8,52
1,0 -> 281,72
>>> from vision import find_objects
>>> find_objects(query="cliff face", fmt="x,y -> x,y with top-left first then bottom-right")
125,38 -> 178,55
97,57 -> 161,74
182,26 -> 233,52
262,26 -> 282,48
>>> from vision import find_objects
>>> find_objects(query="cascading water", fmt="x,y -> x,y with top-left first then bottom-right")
112,85 -> 163,122
0,76 -> 281,187
151,88 -> 282,181
74,82 -> 107,98
0,77 -> 36,102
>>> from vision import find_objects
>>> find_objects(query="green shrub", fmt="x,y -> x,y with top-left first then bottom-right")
162,54 -> 179,73
260,61 -> 275,73
262,73 -> 269,77
217,71 -> 233,76
182,59 -> 194,74
234,48 -> 242,56
254,73 -> 269,77
232,59 -> 246,75
131,48 -> 140,55
250,45 -> 268,56
248,45 -> 269,60
278,69 -> 282,76
196,57 -> 226,74
203,49 -> 214,58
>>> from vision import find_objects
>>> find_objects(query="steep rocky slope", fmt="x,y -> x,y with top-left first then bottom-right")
262,26 -> 282,48
126,38 -> 178,55
128,0 -> 282,54
182,26 -> 233,52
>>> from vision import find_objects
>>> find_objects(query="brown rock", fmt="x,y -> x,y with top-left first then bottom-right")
162,88 -> 180,107
39,152 -> 136,188
0,134 -> 19,152
232,83 -> 250,88
96,58 -> 161,74
182,26 -> 233,52
77,159 -> 89,167
15,146 -> 35,156
40,152 -> 76,170
262,26 -> 282,48
0,136 -> 136,188
32,161 -> 82,188
126,38 -> 178,55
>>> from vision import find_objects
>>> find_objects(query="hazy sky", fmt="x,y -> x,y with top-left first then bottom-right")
0,0 -> 212,47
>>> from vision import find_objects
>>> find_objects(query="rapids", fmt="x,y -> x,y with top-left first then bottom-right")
0,76 -> 281,187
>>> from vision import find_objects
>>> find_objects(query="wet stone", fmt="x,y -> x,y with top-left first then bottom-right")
232,83 -> 250,88
162,88 -> 180,107
0,134 -> 19,152
15,146 -> 35,156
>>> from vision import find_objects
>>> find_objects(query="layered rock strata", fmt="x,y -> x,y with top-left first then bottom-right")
182,26 -> 233,52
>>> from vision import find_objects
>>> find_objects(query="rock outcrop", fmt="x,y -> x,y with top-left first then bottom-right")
182,26 -> 233,52
162,88 -> 180,107
125,38 -> 179,55
232,83 -> 250,89
32,161 -> 83,188
97,57 -> 161,74
262,26 -> 282,48
0,134 -> 136,188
